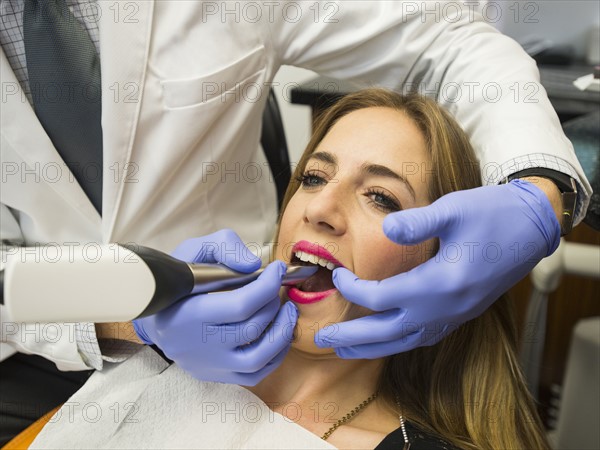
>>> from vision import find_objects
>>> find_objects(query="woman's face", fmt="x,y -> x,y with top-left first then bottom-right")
276,107 -> 434,354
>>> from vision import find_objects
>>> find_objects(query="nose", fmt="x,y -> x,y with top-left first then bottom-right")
303,184 -> 347,235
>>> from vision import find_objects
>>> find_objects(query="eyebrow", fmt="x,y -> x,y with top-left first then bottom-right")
362,163 -> 416,200
308,151 -> 337,166
307,151 -> 416,201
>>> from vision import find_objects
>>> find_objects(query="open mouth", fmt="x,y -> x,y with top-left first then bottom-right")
291,251 -> 338,292
287,243 -> 342,304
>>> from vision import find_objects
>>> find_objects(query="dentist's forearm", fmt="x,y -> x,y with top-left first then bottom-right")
520,176 -> 563,226
95,322 -> 143,344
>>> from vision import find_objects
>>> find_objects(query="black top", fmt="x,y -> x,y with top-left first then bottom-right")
375,421 -> 460,450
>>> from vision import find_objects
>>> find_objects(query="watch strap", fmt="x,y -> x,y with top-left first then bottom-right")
502,168 -> 577,236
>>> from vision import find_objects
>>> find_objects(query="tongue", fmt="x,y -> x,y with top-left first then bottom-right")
299,266 -> 335,292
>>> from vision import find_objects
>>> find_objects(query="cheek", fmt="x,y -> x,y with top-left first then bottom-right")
354,237 -> 433,280
275,199 -> 303,260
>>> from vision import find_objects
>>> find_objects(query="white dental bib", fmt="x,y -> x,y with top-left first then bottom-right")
30,347 -> 335,449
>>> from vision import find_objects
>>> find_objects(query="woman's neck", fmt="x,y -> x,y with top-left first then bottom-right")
247,347 -> 384,416
247,348 -> 400,447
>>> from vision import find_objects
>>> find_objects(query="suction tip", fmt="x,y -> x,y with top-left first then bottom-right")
283,264 -> 318,286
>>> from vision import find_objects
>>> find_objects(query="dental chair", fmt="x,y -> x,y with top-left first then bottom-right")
261,88 -> 291,212
519,111 -> 600,449
548,317 -> 600,449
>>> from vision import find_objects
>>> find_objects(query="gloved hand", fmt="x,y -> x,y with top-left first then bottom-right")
133,229 -> 298,385
315,180 -> 561,358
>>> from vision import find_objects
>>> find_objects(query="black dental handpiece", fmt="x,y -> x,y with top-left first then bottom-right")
0,244 -> 317,323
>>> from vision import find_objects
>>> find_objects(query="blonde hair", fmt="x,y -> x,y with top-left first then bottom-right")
277,88 -> 549,450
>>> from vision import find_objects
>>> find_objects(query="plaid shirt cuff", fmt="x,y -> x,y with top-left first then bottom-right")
75,323 -> 136,370
487,153 -> 588,225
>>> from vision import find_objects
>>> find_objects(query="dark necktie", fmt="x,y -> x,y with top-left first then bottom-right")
23,0 -> 103,214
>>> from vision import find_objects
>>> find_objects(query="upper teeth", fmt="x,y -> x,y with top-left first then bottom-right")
294,251 -> 337,270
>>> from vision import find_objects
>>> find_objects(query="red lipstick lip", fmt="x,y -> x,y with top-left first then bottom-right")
287,287 -> 337,304
291,240 -> 344,268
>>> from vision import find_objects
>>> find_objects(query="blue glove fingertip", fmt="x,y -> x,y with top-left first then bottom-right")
314,327 -> 334,348
285,301 -> 298,322
334,347 -> 348,359
314,338 -> 329,348
332,267 -> 355,291
383,213 -> 412,243
282,302 -> 298,322
244,252 -> 262,271
276,260 -> 287,279
382,213 -> 399,233
248,252 -> 262,265
335,347 -> 365,360
132,319 -> 153,345
258,260 -> 286,280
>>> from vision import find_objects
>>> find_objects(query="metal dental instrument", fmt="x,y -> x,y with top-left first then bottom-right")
0,244 -> 317,323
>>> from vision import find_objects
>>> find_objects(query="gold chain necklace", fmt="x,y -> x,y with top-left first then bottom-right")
321,392 -> 379,441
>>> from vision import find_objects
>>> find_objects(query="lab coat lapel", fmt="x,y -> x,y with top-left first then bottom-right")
0,50 -> 101,226
99,0 -> 154,241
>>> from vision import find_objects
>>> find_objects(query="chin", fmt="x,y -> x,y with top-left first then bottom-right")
288,292 -> 371,353
291,316 -> 338,356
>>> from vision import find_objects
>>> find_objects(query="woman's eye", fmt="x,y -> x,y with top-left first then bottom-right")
366,189 -> 401,213
297,173 -> 326,189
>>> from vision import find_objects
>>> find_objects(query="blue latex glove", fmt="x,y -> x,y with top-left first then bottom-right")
316,180 -> 561,358
133,229 -> 298,385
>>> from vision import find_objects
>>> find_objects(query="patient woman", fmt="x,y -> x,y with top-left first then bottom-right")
31,89 -> 550,450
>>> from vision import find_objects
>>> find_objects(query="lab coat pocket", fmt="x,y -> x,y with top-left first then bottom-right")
160,46 -> 266,110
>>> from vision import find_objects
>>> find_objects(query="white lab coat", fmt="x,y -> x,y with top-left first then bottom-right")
0,1 -> 591,369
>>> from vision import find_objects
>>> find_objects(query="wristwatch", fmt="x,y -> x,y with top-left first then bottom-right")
502,168 -> 578,236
